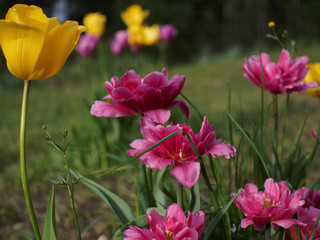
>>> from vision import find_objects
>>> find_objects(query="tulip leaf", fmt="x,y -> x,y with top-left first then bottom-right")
153,167 -> 167,209
203,190 -> 240,240
42,186 -> 58,240
228,113 -> 271,178
139,163 -> 157,214
284,112 -> 308,178
71,170 -> 135,225
188,182 -> 200,212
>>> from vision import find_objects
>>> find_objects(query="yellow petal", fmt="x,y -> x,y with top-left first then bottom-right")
6,4 -> 48,33
30,21 -> 84,80
0,20 -> 44,80
83,12 -> 106,36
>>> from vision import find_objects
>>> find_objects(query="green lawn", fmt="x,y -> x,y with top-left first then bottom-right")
1,44 -> 319,239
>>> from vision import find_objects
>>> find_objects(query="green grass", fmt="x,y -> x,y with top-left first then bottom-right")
1,44 -> 320,239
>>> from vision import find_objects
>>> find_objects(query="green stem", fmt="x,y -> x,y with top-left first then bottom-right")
177,183 -> 183,208
280,94 -> 290,162
20,80 -> 41,240
260,52 -> 265,157
265,222 -> 271,240
272,94 -> 279,150
63,153 -> 82,240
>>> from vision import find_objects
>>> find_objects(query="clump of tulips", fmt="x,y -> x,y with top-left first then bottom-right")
2,4 -> 320,240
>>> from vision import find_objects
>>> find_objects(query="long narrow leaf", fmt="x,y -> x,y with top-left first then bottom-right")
284,112 -> 308,178
228,113 -> 271,178
42,186 -> 58,240
71,170 -> 135,225
153,167 -> 167,209
98,130 -> 183,176
309,215 -> 320,240
203,191 -> 241,240
188,182 -> 200,212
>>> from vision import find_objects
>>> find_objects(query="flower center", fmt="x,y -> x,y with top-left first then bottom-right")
263,198 -> 275,210
165,230 -> 174,240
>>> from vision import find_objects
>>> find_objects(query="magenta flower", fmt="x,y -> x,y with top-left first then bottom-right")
297,206 -> 320,239
160,24 -> 178,41
123,203 -> 205,240
243,49 -> 318,94
75,34 -> 100,57
231,178 -> 305,231
312,129 -> 320,144
127,117 -> 236,188
90,69 -> 190,124
295,187 -> 320,209
110,30 -> 128,55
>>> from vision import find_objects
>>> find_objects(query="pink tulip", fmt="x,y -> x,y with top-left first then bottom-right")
75,34 -> 100,57
312,129 -> 320,144
127,117 -> 236,188
110,30 -> 128,55
297,206 -> 320,239
160,24 -> 178,41
295,187 -> 320,209
243,49 -> 318,94
90,69 -> 190,124
231,178 -> 305,231
123,203 -> 205,240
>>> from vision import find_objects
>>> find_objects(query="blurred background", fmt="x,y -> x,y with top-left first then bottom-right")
0,0 -> 320,64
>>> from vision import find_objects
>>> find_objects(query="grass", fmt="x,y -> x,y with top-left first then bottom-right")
0,43 -> 320,239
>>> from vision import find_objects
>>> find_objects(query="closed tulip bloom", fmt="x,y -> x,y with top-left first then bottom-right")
231,178 -> 305,231
83,12 -> 106,36
243,49 -> 318,94
303,63 -> 320,97
142,24 -> 160,46
123,203 -> 205,240
121,4 -> 149,27
0,4 -> 86,81
109,30 -> 128,55
90,68 -> 190,124
160,24 -> 179,41
127,117 -> 236,188
76,34 -> 100,57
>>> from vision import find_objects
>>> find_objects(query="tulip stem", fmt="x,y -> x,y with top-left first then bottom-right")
63,152 -> 82,240
280,94 -> 290,162
265,222 -> 271,240
20,80 -> 41,240
177,183 -> 183,208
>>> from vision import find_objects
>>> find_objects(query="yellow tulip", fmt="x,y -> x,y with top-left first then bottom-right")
127,24 -> 145,46
142,25 -> 160,46
303,63 -> 320,98
0,4 -> 86,81
121,4 -> 149,27
83,12 -> 106,36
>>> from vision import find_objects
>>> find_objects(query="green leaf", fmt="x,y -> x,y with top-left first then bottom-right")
152,167 -> 167,209
203,190 -> 241,240
228,113 -> 271,178
42,186 -> 58,240
284,113 -> 308,178
188,182 -> 200,212
71,170 -> 135,225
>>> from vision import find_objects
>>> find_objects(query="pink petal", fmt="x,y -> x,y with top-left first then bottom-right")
147,209 -> 166,233
123,226 -> 155,240
170,162 -> 200,188
90,101 -> 135,117
175,227 -> 199,240
144,109 -> 171,124
241,218 -> 255,229
278,49 -> 291,71
168,100 -> 191,120
272,218 -> 306,229
165,203 -> 186,232
143,71 -> 168,88
187,211 -> 206,236
206,140 -> 236,159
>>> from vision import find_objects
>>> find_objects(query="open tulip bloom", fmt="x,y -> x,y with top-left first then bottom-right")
123,203 -> 205,240
90,68 -> 190,124
0,4 -> 86,81
127,117 -> 236,188
243,49 -> 318,94
231,178 -> 305,231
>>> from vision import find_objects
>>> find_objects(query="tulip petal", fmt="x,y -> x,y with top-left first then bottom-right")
144,109 -> 171,124
90,100 -> 136,117
272,218 -> 306,229
170,162 -> 200,188
0,20 -> 44,80
30,20 -> 85,80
